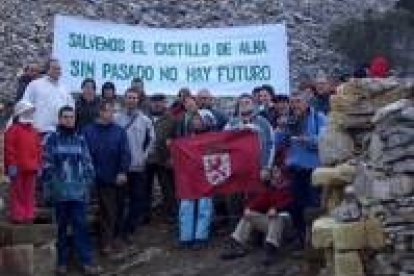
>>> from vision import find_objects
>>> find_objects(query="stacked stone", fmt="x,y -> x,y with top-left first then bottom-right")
354,100 -> 414,276
311,77 -> 414,276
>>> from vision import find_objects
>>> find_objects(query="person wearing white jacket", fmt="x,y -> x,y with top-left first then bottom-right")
114,87 -> 155,240
22,58 -> 74,134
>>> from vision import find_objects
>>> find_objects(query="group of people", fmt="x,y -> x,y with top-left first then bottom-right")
7,55 -> 383,275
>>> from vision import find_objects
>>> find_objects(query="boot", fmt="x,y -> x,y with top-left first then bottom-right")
220,238 -> 247,260
262,242 -> 278,266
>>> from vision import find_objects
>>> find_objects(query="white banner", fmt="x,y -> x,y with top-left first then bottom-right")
53,15 -> 289,96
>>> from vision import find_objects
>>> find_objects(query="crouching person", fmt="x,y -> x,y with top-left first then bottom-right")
221,165 -> 293,266
42,106 -> 101,276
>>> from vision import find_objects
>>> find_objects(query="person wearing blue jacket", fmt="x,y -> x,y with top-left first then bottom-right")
285,92 -> 326,248
42,106 -> 100,276
82,100 -> 131,257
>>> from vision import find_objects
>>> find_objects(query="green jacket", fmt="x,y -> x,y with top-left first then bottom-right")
147,113 -> 177,166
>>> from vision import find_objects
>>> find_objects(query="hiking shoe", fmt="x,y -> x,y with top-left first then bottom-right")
262,243 -> 279,266
220,238 -> 247,260
192,240 -> 208,251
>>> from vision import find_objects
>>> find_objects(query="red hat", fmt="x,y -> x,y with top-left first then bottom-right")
368,56 -> 390,78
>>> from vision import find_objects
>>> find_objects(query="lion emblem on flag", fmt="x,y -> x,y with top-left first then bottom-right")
202,152 -> 231,186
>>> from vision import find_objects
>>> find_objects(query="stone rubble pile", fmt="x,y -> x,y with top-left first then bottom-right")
311,77 -> 414,276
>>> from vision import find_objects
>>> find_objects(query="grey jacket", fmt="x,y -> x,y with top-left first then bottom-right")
114,108 -> 155,172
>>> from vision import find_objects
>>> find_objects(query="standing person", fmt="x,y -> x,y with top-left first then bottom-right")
114,88 -> 155,234
75,78 -> 100,131
224,94 -> 275,226
4,100 -> 41,223
196,89 -> 228,130
176,95 -> 199,137
170,87 -> 191,119
130,77 -> 150,114
15,62 -> 41,103
285,92 -> 326,247
146,94 -> 177,223
251,86 -> 262,105
22,58 -> 74,135
82,101 -> 130,256
257,85 -> 278,128
309,72 -> 331,115
272,95 -> 290,130
177,110 -> 216,248
101,82 -> 121,112
225,94 -> 274,179
42,106 -> 100,276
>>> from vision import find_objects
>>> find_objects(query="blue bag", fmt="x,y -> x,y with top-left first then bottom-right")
286,110 -> 321,169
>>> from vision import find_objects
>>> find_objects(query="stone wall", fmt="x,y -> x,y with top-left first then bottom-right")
0,0 -> 398,100
311,78 -> 414,276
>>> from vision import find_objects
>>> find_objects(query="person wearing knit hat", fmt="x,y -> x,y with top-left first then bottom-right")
368,55 -> 390,78
4,100 -> 41,223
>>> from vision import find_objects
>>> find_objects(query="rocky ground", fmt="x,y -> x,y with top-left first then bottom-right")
34,219 -> 313,276
0,0 -> 399,100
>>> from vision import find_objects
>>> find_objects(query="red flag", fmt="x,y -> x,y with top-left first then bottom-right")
170,130 -> 262,199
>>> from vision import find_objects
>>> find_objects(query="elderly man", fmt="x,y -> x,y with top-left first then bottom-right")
309,71 -> 332,115
285,91 -> 326,247
22,58 -> 74,135
196,89 -> 228,130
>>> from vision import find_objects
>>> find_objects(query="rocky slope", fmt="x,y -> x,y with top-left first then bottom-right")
0,0 -> 398,100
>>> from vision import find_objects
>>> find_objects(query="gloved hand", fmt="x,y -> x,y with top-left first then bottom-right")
7,165 -> 18,181
115,173 -> 128,186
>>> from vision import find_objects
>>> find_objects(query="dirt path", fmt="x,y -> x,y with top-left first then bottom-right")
35,221 -> 318,276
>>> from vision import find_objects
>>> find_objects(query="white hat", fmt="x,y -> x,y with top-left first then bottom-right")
13,100 -> 35,117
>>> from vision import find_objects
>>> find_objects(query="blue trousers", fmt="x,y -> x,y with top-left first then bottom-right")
55,201 -> 92,266
179,197 -> 213,243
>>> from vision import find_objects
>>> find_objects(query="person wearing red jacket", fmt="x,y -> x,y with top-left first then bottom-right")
4,100 -> 41,223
